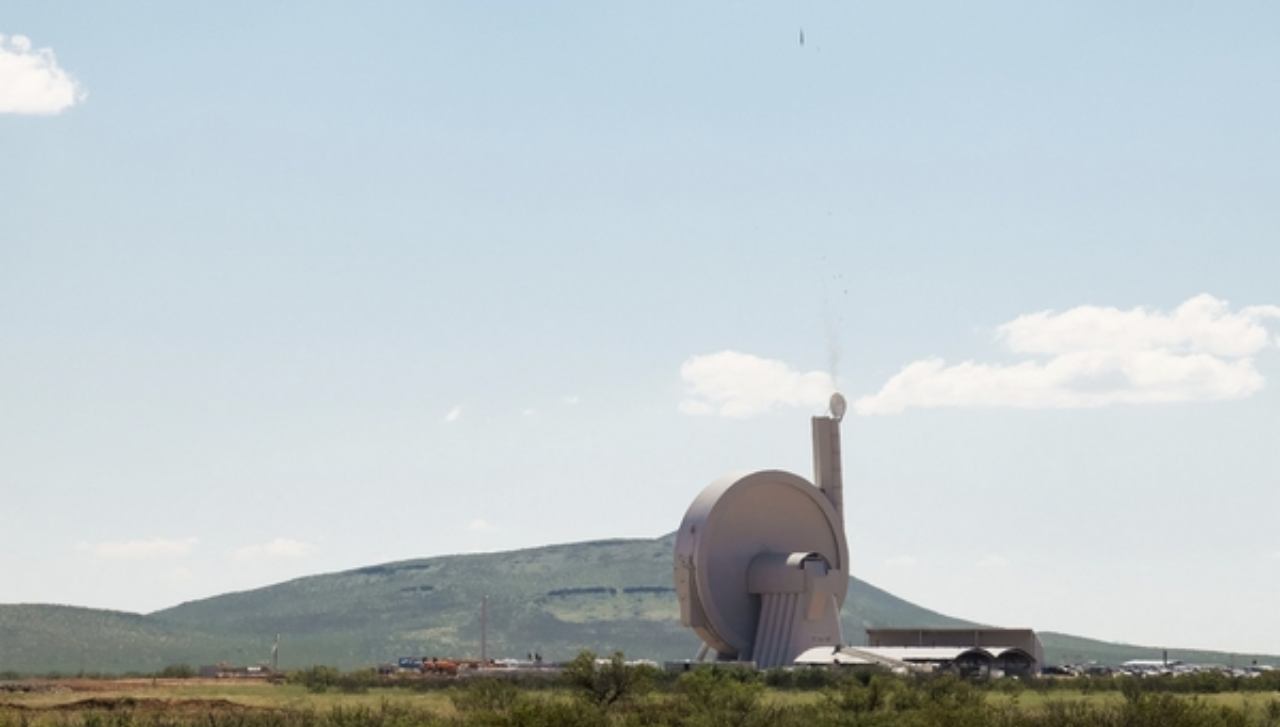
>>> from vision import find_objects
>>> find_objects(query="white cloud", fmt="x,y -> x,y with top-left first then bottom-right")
522,408 -> 536,417
233,537 -> 313,561
467,518 -> 494,532
79,537 -> 198,560
884,555 -> 918,568
679,350 -> 835,418
0,34 -> 85,115
998,295 -> 1280,358
856,295 -> 1280,415
562,395 -> 581,406
444,405 -> 462,423
976,554 -> 1010,568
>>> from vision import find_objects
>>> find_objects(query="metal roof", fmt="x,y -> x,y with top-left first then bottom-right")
838,646 -> 1032,662
792,645 -> 1034,668
793,647 -> 878,666
859,646 -> 979,662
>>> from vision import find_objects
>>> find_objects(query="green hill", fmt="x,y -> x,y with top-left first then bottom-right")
0,604 -> 261,675
148,534 -> 970,669
1038,631 -> 1276,671
1,534 -> 1275,673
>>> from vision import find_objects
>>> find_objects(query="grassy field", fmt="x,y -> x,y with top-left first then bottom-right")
985,688 -> 1276,712
5,674 -> 1280,727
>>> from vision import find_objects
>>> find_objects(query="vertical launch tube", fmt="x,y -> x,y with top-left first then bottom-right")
811,395 -> 844,528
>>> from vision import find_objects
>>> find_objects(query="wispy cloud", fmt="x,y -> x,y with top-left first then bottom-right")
233,538 -> 313,561
0,34 -> 85,115
79,537 -> 198,560
976,554 -> 1010,569
856,294 -> 1280,415
444,405 -> 462,423
679,350 -> 834,418
467,518 -> 494,532
562,395 -> 581,406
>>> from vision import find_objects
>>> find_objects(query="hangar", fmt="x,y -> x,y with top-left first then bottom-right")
865,628 -> 1044,676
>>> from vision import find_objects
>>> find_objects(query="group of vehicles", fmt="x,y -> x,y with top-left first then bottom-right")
376,657 -> 479,676
1042,661 -> 1276,678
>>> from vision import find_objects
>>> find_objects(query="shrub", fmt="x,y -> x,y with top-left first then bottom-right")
922,673 -> 983,710
1264,699 -> 1280,727
334,671 -> 374,694
560,651 -> 650,708
1117,693 -> 1211,727
673,667 -> 765,726
502,700 -> 604,727
288,665 -> 342,693
450,678 -> 522,714
1038,699 -> 1106,727
156,664 -> 195,679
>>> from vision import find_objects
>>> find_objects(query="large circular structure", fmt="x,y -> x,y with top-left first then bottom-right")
674,466 -> 850,662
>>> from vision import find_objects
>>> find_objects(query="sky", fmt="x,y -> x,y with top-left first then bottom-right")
2,2 -> 1278,656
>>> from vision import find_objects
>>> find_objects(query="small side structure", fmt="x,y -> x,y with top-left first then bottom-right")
864,628 -> 1043,677
198,663 -> 273,679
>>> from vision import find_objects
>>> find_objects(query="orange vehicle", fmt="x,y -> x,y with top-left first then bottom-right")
421,658 -> 459,676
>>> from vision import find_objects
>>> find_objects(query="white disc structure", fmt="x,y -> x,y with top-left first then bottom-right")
673,469 -> 850,662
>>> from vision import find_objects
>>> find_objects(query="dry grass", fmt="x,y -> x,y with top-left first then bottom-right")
2,679 -> 457,715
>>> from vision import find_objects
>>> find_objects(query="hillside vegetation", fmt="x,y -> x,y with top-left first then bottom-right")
1,534 -> 1275,673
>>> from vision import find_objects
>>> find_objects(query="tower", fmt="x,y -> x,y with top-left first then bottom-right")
673,394 -> 850,668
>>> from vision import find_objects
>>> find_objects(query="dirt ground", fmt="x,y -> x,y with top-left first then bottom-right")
0,678 -> 281,714
0,677 -> 458,716
2,697 -> 266,713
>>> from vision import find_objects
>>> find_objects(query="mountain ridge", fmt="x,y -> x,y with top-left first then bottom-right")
2,534 -> 1275,674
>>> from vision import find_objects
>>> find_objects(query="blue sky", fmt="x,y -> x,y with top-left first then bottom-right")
2,2 -> 1278,655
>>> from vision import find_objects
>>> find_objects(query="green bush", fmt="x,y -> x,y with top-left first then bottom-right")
282,665 -> 378,694
921,673 -> 984,709
674,667 -> 765,725
450,678 -> 522,714
560,651 -> 651,708
156,664 -> 195,679
1264,699 -> 1280,727
826,673 -> 896,713
288,665 -> 342,693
